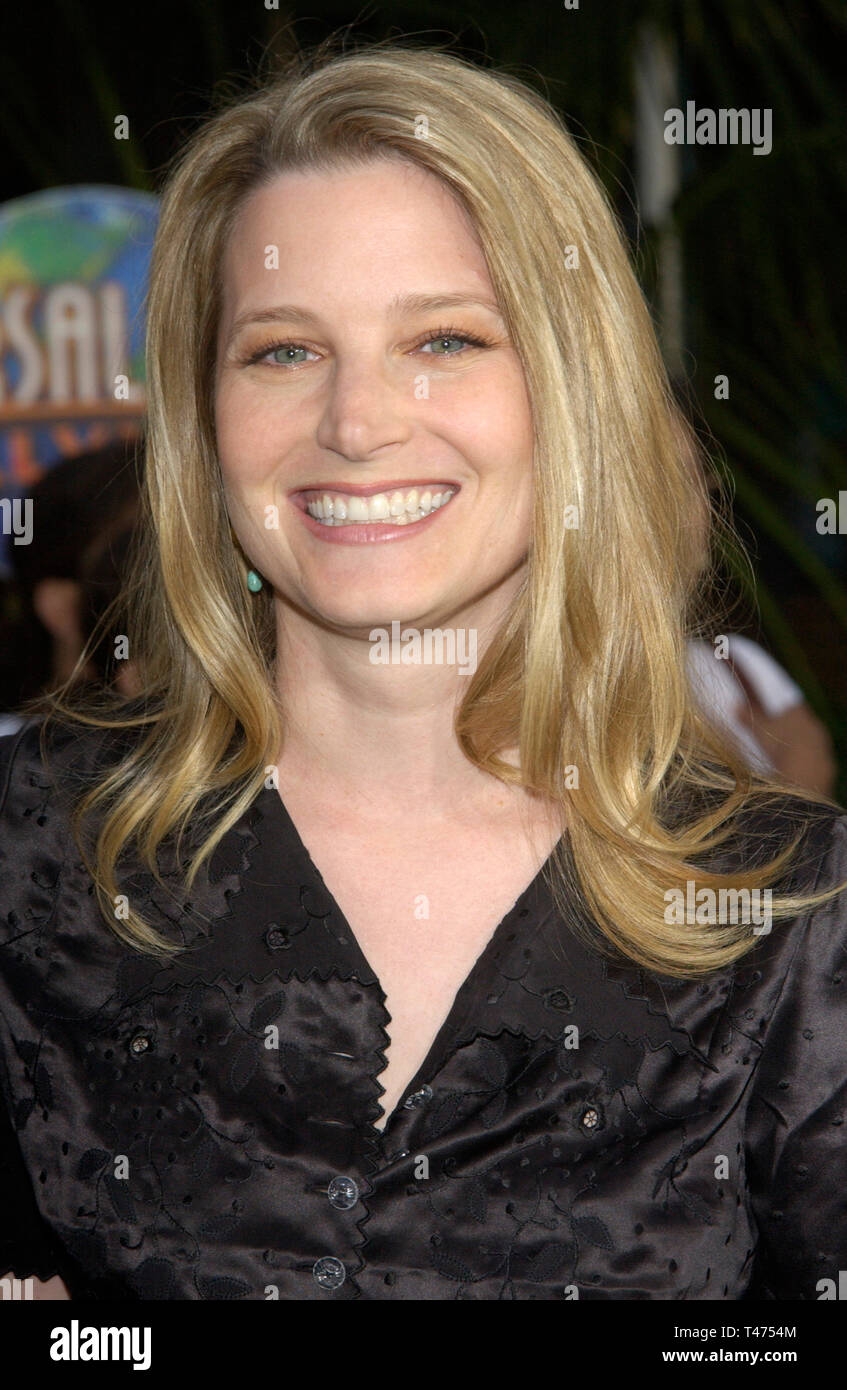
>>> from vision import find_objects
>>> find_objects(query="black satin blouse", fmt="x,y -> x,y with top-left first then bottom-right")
1,718 -> 846,1301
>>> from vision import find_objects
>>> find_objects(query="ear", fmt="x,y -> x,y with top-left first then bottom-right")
31,578 -> 84,643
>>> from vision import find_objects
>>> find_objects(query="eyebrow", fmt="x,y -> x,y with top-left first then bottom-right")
225,292 -> 505,346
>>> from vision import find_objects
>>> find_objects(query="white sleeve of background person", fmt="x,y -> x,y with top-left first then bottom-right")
726,634 -> 805,717
685,639 -> 773,772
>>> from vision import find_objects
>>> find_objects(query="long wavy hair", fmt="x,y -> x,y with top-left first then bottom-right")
26,37 -> 846,973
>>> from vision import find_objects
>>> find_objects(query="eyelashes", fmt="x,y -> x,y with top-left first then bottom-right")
239,324 -> 494,368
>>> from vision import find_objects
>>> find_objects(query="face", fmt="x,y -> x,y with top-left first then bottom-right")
214,158 -> 535,638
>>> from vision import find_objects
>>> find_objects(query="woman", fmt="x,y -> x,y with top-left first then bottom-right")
1,40 -> 846,1302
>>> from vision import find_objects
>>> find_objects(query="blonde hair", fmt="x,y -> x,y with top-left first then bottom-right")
29,37 -> 846,973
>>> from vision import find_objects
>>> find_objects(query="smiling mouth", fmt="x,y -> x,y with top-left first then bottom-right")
295,483 -> 459,527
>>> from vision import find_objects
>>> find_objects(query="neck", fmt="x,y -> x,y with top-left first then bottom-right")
271,590 -> 524,823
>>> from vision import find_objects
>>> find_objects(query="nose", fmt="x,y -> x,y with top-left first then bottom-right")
314,351 -> 414,461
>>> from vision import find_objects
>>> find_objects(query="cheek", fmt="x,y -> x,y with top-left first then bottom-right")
472,364 -> 533,457
443,383 -> 530,467
215,384 -> 279,488
214,382 -> 242,472
480,404 -> 534,493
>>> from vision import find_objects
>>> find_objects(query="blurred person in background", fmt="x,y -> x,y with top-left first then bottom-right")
686,631 -> 837,796
671,393 -> 838,797
0,437 -> 144,735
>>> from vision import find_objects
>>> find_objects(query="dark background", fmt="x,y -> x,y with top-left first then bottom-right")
2,0 -> 845,797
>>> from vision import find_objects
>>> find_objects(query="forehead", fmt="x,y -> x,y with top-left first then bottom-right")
219,159 -> 492,305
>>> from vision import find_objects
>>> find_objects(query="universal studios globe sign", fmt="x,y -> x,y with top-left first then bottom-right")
0,185 -> 157,573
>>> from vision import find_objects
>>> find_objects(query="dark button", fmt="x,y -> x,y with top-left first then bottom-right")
264,925 -> 289,951
312,1256 -> 345,1290
128,1032 -> 153,1057
403,1085 -> 433,1109
327,1176 -> 359,1210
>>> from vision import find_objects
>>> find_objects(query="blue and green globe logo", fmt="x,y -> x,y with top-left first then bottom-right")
0,185 -> 158,511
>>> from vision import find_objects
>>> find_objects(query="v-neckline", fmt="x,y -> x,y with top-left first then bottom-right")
258,783 -> 567,1136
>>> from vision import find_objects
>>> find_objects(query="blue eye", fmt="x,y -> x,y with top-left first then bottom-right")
417,326 -> 491,356
269,344 -> 314,365
241,324 -> 492,368
423,336 -> 469,354
241,341 -> 319,367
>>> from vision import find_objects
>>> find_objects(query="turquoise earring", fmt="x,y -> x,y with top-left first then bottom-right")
246,569 -> 263,593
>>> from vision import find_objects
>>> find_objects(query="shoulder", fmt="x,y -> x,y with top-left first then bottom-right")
0,718 -> 106,950
0,703 -> 256,971
0,718 -> 74,836
0,708 -> 158,954
668,777 -> 845,887
721,795 -> 847,1099
654,785 -> 847,1027
724,790 -> 847,980
765,801 -> 847,977
0,705 -> 149,829
737,803 -> 847,1297
739,791 -> 847,925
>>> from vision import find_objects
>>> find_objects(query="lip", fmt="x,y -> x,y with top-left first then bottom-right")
290,480 -> 460,508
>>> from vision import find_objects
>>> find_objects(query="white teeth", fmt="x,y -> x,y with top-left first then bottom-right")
369,494 -> 391,520
303,486 -> 456,526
